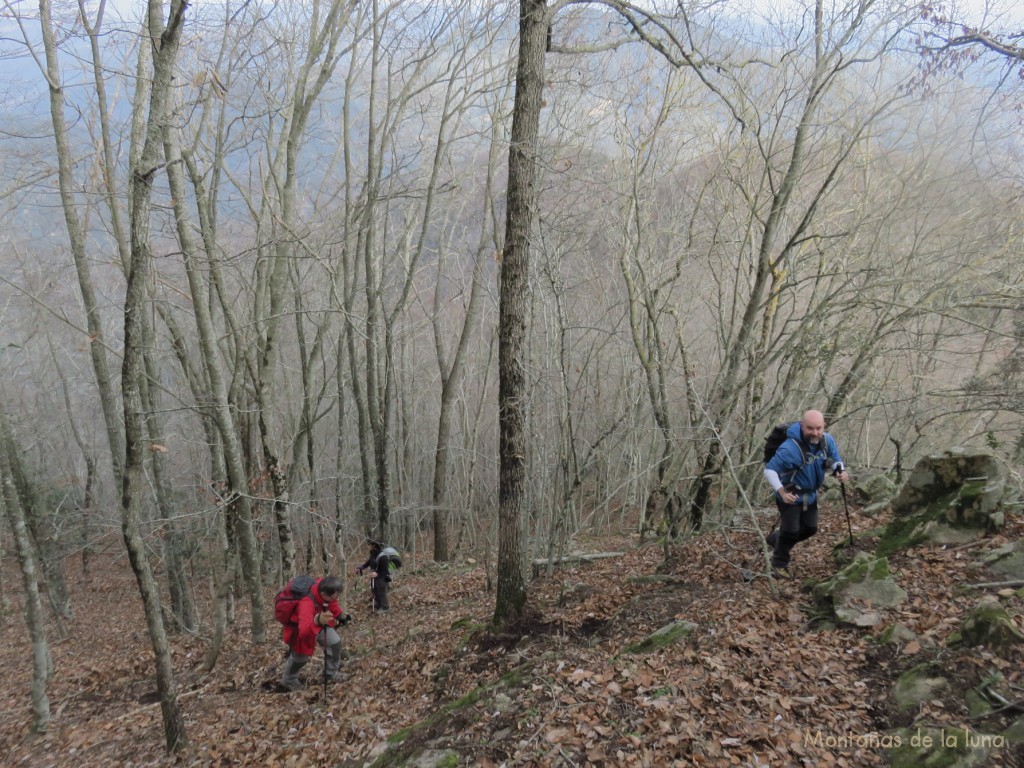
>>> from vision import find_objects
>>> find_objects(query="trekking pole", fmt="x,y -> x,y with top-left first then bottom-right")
320,604 -> 328,702
826,460 -> 854,548
839,481 -> 853,547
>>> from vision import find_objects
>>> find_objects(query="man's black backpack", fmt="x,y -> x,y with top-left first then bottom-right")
763,421 -> 819,467
763,422 -> 796,464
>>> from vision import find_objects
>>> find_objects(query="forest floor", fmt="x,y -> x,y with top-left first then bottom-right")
1,500 -> 1023,768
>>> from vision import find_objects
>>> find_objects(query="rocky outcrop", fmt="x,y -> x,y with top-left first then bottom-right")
891,664 -> 949,713
812,551 -> 907,627
853,470 -> 898,505
949,596 -> 1024,650
980,542 -> 1024,582
877,448 -> 1005,555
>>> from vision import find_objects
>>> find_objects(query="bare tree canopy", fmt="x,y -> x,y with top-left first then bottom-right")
0,0 -> 1021,748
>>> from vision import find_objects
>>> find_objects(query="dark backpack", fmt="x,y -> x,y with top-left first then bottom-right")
377,547 -> 402,582
763,421 -> 819,470
763,422 -> 797,464
273,575 -> 315,625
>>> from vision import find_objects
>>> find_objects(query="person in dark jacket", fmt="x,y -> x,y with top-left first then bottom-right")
763,410 -> 849,577
280,576 -> 348,691
356,541 -> 402,613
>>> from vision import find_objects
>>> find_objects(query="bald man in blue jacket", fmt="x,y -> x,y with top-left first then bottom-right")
764,410 -> 849,577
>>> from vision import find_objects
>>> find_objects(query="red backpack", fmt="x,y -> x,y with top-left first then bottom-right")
273,575 -> 316,625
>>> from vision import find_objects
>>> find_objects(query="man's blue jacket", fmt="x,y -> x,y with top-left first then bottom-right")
765,422 -> 843,505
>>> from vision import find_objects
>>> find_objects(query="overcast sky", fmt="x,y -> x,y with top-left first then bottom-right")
94,0 -> 1024,25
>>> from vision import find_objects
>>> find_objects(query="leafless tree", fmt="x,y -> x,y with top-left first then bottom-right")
121,0 -> 190,752
0,406 -> 51,733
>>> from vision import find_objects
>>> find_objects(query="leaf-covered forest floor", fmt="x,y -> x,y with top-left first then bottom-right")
1,501 -> 1023,768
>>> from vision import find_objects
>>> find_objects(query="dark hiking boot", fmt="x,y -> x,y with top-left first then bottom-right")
771,566 -> 791,580
280,657 -> 308,691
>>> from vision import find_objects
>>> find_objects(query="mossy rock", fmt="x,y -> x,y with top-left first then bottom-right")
980,542 -> 1024,581
876,501 -> 983,557
371,657 -> 545,767
891,448 -> 1002,514
406,751 -> 460,768
1003,715 -> 1024,744
813,551 -> 907,626
886,448 -> 1005,545
964,689 -> 992,718
819,485 -> 842,505
618,620 -> 697,655
854,471 -> 898,503
951,596 -> 1024,650
861,500 -> 892,518
891,664 -> 949,713
887,726 -> 996,767
449,617 -> 487,652
948,477 -> 1004,529
875,622 -> 918,645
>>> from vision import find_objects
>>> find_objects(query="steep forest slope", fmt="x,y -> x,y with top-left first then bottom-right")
1,503 -> 1022,767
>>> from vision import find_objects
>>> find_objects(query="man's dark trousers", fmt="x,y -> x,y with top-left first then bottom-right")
771,497 -> 819,569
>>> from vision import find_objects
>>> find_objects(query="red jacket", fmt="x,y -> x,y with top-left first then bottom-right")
281,579 -> 343,656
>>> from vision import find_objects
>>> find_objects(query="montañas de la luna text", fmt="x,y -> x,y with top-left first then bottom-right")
803,728 -> 1009,750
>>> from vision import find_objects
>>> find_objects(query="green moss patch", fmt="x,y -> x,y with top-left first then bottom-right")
950,597 -> 1024,650
891,664 -> 949,713
813,552 -> 907,626
617,620 -> 697,656
876,494 -> 982,556
370,659 -> 540,767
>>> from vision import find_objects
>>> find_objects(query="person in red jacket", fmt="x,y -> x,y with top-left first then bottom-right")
280,576 -> 348,691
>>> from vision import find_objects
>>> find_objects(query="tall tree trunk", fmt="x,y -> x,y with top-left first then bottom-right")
345,264 -> 377,529
121,0 -> 190,752
56,355 -> 97,578
363,0 -> 391,542
254,0 -> 351,576
164,104 -> 267,644
78,0 -> 198,633
37,0 -> 125,488
141,347 -> 198,633
334,333 -> 350,582
494,0 -> 548,625
431,118 -> 499,562
0,420 -> 72,622
0,409 -> 52,733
